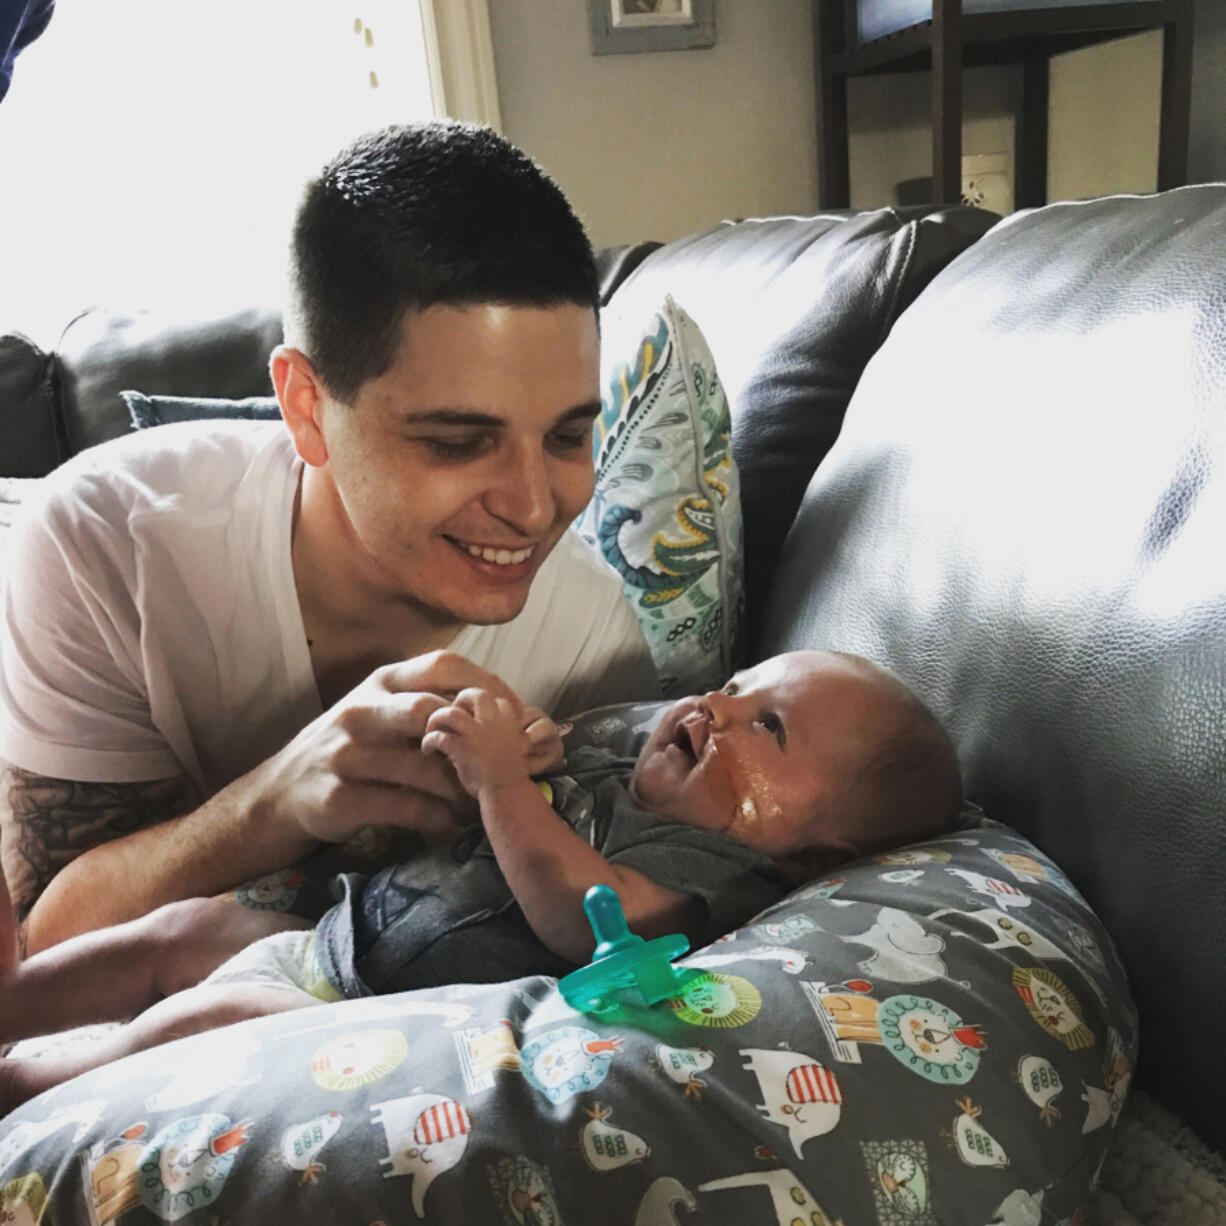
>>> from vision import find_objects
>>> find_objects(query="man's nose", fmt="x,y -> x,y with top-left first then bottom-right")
484,442 -> 555,536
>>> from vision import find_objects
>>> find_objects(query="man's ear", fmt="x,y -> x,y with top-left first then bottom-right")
271,345 -> 329,468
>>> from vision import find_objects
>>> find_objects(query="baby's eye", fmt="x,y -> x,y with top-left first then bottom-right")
757,712 -> 785,747
722,682 -> 739,696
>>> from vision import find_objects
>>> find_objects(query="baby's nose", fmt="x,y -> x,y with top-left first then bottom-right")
703,688 -> 736,728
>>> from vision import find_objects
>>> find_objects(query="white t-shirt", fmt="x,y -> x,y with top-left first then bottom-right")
0,421 -> 658,795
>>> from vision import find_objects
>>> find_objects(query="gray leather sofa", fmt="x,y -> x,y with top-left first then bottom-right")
0,189 -> 1222,1215
616,189 -> 1226,1162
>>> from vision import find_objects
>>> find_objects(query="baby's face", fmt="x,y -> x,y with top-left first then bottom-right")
630,651 -> 894,859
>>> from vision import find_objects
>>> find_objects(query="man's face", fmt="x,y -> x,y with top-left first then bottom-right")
630,652 -> 897,858
311,302 -> 600,627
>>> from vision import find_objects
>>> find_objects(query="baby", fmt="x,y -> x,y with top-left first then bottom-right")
0,650 -> 961,1110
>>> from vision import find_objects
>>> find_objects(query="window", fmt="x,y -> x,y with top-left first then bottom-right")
0,1 -> 438,346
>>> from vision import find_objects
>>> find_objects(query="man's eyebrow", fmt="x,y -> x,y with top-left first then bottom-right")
557,400 -> 602,424
399,408 -> 503,428
400,401 -> 602,429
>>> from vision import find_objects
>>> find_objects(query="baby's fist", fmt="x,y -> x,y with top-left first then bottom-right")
422,688 -> 533,799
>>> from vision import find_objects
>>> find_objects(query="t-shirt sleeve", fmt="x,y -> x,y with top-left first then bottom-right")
597,799 -> 792,948
0,479 -> 181,781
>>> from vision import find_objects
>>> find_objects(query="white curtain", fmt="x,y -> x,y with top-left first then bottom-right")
0,0 -> 500,347
420,0 -> 502,131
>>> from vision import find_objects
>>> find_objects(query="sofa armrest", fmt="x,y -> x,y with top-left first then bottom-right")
0,332 -> 66,477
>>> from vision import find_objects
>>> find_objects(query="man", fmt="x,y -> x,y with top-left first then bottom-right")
0,121 -> 658,956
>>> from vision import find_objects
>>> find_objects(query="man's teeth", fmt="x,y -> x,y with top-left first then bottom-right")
462,542 -> 533,566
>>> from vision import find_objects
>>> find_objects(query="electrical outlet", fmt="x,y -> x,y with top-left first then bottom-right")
961,153 -> 1013,214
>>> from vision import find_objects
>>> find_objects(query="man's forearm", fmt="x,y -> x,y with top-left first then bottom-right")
9,765 -> 317,954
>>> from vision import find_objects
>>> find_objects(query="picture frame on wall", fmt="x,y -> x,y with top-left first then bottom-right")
587,0 -> 715,55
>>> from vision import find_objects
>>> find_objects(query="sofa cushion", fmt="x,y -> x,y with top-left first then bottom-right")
594,241 -> 663,304
578,297 -> 742,695
54,305 -> 283,456
121,391 -> 280,430
761,185 -> 1226,1154
604,205 -> 999,645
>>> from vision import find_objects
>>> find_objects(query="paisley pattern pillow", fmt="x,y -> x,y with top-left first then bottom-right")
579,296 -> 743,697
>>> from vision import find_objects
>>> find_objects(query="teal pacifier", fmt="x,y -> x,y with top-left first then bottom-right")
559,884 -> 694,1014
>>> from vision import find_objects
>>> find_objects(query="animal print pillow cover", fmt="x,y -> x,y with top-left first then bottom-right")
0,796 -> 1135,1224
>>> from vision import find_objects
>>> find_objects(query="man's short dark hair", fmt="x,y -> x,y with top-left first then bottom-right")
287,121 -> 599,401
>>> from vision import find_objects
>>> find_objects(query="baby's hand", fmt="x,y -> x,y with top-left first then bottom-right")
422,688 -> 536,800
521,706 -> 568,777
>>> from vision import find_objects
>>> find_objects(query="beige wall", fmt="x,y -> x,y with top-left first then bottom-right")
847,64 -> 1017,206
487,0 -> 818,247
1048,33 -> 1162,202
490,0 -> 1224,240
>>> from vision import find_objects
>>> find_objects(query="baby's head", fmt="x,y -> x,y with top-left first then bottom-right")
629,650 -> 961,879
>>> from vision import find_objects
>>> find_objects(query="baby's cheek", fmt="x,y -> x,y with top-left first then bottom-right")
711,744 -> 780,830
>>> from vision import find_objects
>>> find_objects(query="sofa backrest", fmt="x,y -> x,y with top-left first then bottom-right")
760,185 -> 1226,1153
0,206 -> 995,628
602,205 -> 999,643
0,248 -> 662,481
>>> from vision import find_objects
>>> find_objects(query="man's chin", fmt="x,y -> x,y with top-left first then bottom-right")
417,585 -> 534,628
418,542 -> 554,626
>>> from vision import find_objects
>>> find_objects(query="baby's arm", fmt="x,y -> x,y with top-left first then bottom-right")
423,690 -> 701,964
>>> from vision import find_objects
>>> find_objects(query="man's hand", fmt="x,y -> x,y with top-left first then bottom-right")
9,651 -> 529,950
421,688 -> 537,802
256,652 -> 525,846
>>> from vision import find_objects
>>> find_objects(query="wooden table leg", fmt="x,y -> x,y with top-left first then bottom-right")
1157,0 -> 1193,191
932,0 -> 964,205
1015,53 -> 1049,209
815,0 -> 851,208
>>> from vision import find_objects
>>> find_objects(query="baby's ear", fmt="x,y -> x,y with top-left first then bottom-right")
772,846 -> 854,885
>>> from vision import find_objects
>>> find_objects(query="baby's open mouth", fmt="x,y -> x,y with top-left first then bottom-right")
673,716 -> 706,767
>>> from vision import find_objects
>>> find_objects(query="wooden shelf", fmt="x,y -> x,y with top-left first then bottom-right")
814,0 -> 1195,208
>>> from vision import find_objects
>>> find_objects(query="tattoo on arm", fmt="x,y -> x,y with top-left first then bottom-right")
0,758 -> 201,948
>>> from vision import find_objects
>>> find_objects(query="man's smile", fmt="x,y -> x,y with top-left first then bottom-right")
446,536 -> 536,566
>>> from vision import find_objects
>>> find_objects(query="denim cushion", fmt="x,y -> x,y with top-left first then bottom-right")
121,390 -> 280,430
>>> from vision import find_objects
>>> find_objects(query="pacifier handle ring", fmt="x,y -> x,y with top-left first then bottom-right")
585,884 -> 640,960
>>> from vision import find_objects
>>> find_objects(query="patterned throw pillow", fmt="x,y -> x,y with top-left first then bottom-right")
579,296 -> 743,697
